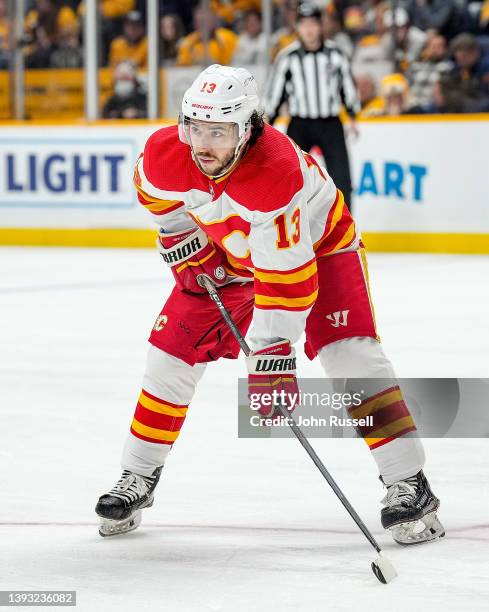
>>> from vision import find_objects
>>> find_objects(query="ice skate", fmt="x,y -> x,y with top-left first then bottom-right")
381,470 -> 445,545
95,467 -> 162,537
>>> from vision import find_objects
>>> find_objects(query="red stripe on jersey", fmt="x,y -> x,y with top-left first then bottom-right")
313,189 -> 341,249
254,258 -> 316,276
316,205 -> 357,256
254,302 -> 315,312
254,274 -> 318,299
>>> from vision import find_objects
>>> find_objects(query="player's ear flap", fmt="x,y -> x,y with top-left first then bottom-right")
178,114 -> 190,145
243,124 -> 252,143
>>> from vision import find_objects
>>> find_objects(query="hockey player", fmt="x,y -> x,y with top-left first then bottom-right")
95,64 -> 444,545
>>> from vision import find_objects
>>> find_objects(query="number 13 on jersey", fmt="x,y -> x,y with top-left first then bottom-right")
274,208 -> 301,249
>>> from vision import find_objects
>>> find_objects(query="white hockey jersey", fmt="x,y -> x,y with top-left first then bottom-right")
134,123 -> 360,348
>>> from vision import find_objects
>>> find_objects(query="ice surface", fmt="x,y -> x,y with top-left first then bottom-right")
0,248 -> 488,611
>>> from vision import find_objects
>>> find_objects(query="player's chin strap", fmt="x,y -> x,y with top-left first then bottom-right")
196,274 -> 398,585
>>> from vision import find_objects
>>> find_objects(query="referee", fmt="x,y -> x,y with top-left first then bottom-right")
264,3 -> 360,210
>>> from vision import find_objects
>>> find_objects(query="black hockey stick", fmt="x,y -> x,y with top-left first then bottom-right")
197,274 -> 397,584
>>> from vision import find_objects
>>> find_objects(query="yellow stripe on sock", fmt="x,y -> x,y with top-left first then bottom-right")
365,416 -> 416,446
349,388 -> 403,420
138,393 -> 188,417
131,418 -> 180,442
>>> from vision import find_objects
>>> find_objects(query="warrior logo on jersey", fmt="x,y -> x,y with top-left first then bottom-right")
153,314 -> 168,332
326,310 -> 349,328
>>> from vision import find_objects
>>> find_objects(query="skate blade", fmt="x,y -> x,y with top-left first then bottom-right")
391,512 -> 445,546
98,510 -> 142,537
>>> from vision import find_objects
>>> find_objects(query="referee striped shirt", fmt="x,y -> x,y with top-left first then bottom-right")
264,40 -> 360,124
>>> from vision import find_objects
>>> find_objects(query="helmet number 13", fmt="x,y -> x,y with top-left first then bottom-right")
200,82 -> 217,93
274,208 -> 301,249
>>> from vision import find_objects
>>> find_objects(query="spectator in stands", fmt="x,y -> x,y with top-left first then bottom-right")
404,0 -> 467,41
356,73 -> 384,116
382,7 -> 426,72
99,0 -> 135,20
103,61 -> 147,119
408,34 -> 453,107
24,27 -> 53,68
77,1 -> 135,21
419,75 -> 449,113
271,0 -> 298,60
342,5 -> 369,45
322,7 -> 354,57
109,10 -> 147,69
446,33 -> 489,110
78,1 -> 136,64
432,74 -> 460,112
210,0 -> 262,26
158,0 -> 196,35
409,72 -> 478,114
24,0 -> 79,68
159,13 -> 184,66
378,72 -> 412,115
451,33 -> 489,89
352,3 -> 391,80
233,9 -> 267,65
0,0 -> 9,69
362,0 -> 389,31
176,5 -> 238,66
50,23 -> 83,68
25,0 -> 79,37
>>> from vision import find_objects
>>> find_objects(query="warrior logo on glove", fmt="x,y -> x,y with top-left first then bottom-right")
254,356 -> 296,373
247,340 -> 300,418
157,227 -> 228,294
161,236 -> 202,265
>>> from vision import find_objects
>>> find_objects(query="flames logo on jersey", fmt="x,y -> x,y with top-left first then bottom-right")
153,314 -> 168,332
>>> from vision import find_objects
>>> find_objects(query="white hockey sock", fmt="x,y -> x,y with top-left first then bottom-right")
372,436 -> 426,486
121,346 -> 206,476
318,337 -> 426,484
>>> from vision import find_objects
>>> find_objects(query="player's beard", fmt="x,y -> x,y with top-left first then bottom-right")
193,147 -> 237,178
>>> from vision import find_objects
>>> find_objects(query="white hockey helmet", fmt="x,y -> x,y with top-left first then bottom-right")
179,64 -> 260,176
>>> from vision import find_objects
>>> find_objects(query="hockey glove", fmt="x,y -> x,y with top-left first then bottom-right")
246,340 -> 299,418
157,227 -> 228,294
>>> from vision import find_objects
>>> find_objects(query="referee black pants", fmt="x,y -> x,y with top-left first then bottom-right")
287,116 -> 353,211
